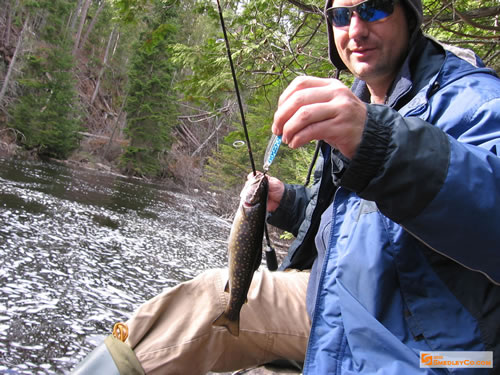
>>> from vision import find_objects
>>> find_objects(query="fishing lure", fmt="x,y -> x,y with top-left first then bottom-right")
263,134 -> 282,172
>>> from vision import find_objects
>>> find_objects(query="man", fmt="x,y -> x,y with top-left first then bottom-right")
73,0 -> 500,373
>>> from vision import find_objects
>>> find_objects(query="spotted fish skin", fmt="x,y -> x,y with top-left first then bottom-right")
213,173 -> 268,336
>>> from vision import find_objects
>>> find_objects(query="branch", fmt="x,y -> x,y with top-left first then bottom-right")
452,6 -> 500,32
289,13 -> 309,43
177,121 -> 201,147
0,127 -> 26,143
285,0 -> 322,15
439,39 -> 500,45
192,117 -> 226,157
301,18 -> 324,50
0,14 -> 29,106
438,22 -> 500,40
423,6 -> 500,31
484,50 -> 500,66
177,105 -> 231,122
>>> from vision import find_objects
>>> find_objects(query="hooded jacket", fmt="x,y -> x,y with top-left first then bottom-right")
268,5 -> 500,374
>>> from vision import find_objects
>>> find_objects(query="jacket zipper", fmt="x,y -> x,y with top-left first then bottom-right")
403,225 -> 500,286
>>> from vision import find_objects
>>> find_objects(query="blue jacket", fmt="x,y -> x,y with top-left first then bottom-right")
269,35 -> 500,374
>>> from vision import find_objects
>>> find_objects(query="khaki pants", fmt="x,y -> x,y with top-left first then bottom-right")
125,269 -> 311,375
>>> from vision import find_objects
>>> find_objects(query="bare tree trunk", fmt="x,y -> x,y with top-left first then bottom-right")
72,0 -> 92,56
4,0 -> 18,46
112,31 -> 120,56
1,1 -> 11,45
104,91 -> 128,159
79,0 -> 106,51
69,0 -> 84,32
91,26 -> 115,105
192,117 -> 226,157
0,14 -> 28,106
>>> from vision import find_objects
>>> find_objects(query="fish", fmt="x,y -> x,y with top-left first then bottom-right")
213,173 -> 268,336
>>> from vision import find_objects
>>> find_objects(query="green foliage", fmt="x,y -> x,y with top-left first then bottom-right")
203,84 -> 317,191
422,0 -> 500,71
173,0 -> 334,104
171,39 -> 235,104
110,0 -> 150,23
27,0 -> 74,42
178,0 -> 334,188
10,45 -> 81,159
120,146 -> 166,176
120,0 -> 180,177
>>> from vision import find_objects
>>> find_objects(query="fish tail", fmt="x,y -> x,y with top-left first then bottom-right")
212,312 -> 240,337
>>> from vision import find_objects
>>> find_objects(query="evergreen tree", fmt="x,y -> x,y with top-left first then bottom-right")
120,0 -> 180,177
9,0 -> 81,159
178,0 -> 331,188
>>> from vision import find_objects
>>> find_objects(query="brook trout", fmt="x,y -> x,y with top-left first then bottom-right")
213,173 -> 268,336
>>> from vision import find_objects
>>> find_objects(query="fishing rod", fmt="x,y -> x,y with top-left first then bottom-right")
216,0 -> 278,271
215,0 -> 256,175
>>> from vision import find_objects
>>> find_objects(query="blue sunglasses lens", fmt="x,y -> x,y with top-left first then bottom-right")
327,0 -> 395,27
330,8 -> 351,27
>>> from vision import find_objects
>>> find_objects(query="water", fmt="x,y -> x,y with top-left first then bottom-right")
0,158 -> 232,374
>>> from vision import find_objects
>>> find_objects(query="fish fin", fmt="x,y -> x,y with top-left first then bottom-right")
224,281 -> 229,293
212,312 -> 240,337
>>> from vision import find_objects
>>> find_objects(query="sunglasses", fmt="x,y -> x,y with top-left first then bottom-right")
325,0 -> 397,28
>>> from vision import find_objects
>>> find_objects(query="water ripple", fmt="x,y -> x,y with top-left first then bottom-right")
0,159 -> 233,374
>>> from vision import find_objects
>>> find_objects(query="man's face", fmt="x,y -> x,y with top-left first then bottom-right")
332,0 -> 409,86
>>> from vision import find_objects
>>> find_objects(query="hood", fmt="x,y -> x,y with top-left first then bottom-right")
325,0 -> 424,71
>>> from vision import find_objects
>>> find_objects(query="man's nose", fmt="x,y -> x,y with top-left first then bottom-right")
348,12 -> 369,38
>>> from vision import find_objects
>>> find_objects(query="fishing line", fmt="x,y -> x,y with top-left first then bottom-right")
216,0 -> 256,175
216,0 -> 277,271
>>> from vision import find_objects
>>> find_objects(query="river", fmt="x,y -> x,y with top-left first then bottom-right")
0,158 -> 233,374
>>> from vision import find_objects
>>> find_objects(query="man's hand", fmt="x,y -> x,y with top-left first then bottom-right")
272,76 -> 367,159
246,172 -> 284,213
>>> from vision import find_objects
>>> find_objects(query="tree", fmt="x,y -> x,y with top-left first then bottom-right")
91,26 -> 116,105
72,0 -> 92,55
10,45 -> 81,158
79,0 -> 107,52
172,0 -> 332,188
120,0 -> 180,177
422,0 -> 500,71
0,15 -> 28,106
8,0 -> 82,158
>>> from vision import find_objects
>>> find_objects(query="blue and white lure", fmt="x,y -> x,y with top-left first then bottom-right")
263,134 -> 282,172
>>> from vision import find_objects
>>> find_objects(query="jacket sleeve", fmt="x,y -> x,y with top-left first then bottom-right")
266,183 -> 312,236
267,150 -> 326,236
340,73 -> 500,284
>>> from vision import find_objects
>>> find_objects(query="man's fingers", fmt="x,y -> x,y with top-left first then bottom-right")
285,120 -> 330,149
278,76 -> 333,106
273,84 -> 340,135
280,101 -> 337,145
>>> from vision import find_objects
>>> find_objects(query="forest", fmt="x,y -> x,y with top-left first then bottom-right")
0,0 -> 498,194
